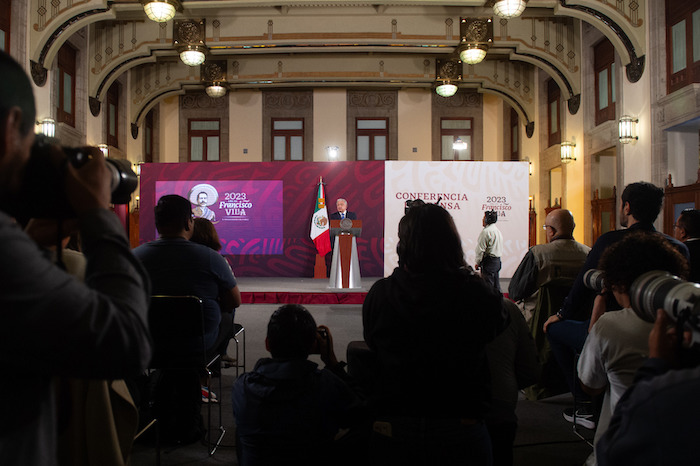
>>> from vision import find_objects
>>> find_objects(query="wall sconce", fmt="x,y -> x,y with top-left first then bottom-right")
142,0 -> 182,23
619,115 -> 639,144
202,61 -> 228,98
560,141 -> 576,164
493,0 -> 527,19
453,138 -> 467,151
435,58 -> 461,97
326,146 -> 340,160
458,18 -> 493,65
522,157 -> 533,175
37,117 -> 55,138
98,144 -> 109,157
174,20 -> 207,67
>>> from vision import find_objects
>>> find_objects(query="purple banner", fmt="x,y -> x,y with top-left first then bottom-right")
140,161 -> 385,278
156,180 -> 284,255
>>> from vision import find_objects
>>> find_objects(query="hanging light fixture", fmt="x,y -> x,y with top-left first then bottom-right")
142,0 -> 181,23
493,0 -> 527,19
174,20 -> 207,67
435,81 -> 458,97
435,58 -> 461,97
560,141 -> 576,164
459,45 -> 488,65
453,138 -> 468,151
619,115 -> 639,144
180,45 -> 206,67
459,18 -> 493,66
206,82 -> 227,98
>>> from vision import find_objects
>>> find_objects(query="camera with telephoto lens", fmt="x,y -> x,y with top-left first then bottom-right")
583,269 -> 606,292
8,134 -> 138,220
310,327 -> 329,354
629,271 -> 700,344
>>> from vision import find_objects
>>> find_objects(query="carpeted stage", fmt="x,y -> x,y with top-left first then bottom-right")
236,277 -> 380,305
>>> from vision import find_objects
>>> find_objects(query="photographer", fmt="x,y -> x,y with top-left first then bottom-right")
596,308 -> 700,465
576,233 -> 689,461
232,304 -> 361,466
0,51 -> 151,465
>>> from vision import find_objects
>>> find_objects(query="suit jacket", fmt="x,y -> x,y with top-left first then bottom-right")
330,211 -> 357,220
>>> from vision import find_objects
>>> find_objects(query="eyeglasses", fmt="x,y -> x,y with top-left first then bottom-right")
542,224 -> 551,230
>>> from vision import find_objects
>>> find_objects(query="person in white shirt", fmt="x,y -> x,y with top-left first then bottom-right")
475,210 -> 503,292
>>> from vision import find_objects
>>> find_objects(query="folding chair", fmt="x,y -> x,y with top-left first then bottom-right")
148,295 -> 226,456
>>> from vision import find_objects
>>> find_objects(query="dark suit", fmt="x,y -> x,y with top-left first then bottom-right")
330,211 -> 357,220
685,239 -> 700,283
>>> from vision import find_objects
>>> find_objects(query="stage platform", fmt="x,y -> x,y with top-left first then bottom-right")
237,276 -> 380,305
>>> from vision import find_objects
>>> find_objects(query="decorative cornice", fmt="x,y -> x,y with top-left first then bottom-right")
558,0 -> 645,82
567,93 -> 580,114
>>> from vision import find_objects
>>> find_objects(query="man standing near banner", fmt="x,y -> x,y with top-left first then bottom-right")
475,210 -> 503,293
330,198 -> 357,220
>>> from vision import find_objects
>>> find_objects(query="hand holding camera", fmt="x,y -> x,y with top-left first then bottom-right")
311,325 -> 339,367
64,146 -> 112,214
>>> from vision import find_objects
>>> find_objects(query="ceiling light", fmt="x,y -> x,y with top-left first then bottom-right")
180,45 -> 206,67
493,0 -> 527,19
460,45 -> 488,65
453,138 -> 467,150
206,82 -> 227,98
435,81 -> 458,97
142,0 -> 181,23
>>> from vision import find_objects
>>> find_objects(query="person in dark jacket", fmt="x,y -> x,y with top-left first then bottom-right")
673,208 -> 700,282
232,304 -> 359,466
362,203 -> 508,466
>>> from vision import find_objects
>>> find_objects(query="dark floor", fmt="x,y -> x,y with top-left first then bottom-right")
131,301 -> 594,466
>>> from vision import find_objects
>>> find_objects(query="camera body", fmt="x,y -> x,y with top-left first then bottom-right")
7,135 -> 138,220
310,327 -> 329,354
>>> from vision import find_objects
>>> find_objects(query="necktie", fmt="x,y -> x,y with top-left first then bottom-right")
341,213 -> 345,219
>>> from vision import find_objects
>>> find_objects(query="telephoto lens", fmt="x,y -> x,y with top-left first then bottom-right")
583,269 -> 606,292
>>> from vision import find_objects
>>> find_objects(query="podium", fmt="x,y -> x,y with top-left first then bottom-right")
329,219 -> 362,289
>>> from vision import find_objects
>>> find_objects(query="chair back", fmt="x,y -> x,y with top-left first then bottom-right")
148,295 -> 206,368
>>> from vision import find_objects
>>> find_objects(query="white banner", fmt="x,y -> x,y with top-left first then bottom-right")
384,161 -> 530,278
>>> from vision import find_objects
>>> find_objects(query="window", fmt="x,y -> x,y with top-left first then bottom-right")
667,1 -> 700,93
547,79 -> 561,148
106,82 -> 119,147
357,118 -> 388,160
57,43 -> 76,127
510,108 -> 519,161
272,119 -> 303,161
144,110 -> 154,163
0,0 -> 11,53
595,38 -> 616,125
188,119 -> 220,162
440,118 -> 473,161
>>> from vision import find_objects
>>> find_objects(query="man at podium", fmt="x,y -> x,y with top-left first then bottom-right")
330,198 -> 357,220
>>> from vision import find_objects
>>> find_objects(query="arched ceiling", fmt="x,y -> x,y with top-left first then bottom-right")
27,0 -> 646,137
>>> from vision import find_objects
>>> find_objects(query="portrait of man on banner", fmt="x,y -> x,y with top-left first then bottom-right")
189,183 -> 219,221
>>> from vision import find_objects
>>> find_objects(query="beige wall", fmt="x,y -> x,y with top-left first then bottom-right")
313,89 -> 347,161
482,93 -> 503,161
397,89 -> 431,161
229,90 -> 263,162
159,96 -> 180,163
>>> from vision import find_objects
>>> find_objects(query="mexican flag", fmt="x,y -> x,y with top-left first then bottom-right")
310,178 -> 332,256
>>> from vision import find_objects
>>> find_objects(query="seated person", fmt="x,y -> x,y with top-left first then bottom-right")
232,304 -> 360,466
577,233 -> 688,457
133,195 -> 241,441
190,217 -> 239,366
597,309 -> 700,465
485,298 -> 540,466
